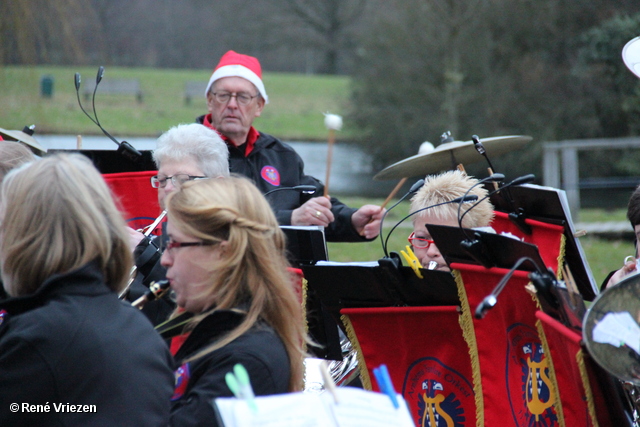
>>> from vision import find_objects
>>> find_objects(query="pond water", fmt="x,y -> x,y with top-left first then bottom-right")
36,135 -> 397,197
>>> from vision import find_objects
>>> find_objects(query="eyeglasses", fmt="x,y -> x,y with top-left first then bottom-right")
212,91 -> 259,106
408,232 -> 435,249
162,238 -> 218,252
151,174 -> 207,189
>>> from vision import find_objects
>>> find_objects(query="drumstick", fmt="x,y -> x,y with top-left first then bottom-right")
381,177 -> 408,210
323,128 -> 336,198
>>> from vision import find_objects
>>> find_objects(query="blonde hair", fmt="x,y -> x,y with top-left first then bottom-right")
410,170 -> 495,228
0,141 -> 36,182
0,154 -> 132,296
165,175 -> 307,391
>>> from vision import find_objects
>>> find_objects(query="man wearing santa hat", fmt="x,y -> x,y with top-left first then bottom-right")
196,50 -> 384,242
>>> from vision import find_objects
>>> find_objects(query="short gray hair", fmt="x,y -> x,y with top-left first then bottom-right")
153,124 -> 229,178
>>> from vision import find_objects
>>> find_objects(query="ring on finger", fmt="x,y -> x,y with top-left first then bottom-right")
625,255 -> 636,265
315,210 -> 322,218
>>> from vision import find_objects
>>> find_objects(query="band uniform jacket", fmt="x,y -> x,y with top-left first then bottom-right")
0,262 -> 175,427
196,116 -> 368,242
169,309 -> 290,426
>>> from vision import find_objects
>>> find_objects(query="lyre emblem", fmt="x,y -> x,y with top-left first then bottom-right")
525,356 -> 555,420
420,380 -> 455,427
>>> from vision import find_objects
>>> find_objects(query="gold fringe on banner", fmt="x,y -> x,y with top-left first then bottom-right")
556,234 -> 566,279
453,270 -> 484,427
340,314 -> 372,391
576,349 -> 600,427
536,319 -> 565,427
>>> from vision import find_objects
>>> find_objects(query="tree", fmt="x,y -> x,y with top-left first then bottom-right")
266,0 -> 368,74
0,0 -> 92,64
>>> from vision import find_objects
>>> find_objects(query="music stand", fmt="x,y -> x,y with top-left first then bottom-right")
427,224 -> 547,272
489,183 -> 598,300
301,259 -> 458,359
280,225 -> 328,266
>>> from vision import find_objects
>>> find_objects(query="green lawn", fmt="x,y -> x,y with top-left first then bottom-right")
0,65 -> 352,140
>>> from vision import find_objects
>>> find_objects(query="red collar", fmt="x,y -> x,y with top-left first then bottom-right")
202,114 -> 259,156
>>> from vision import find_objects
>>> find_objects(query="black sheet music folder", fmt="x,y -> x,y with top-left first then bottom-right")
280,225 -> 328,266
427,224 -> 547,272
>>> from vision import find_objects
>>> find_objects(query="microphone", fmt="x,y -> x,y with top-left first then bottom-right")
472,135 -> 497,176
456,173 -> 505,231
378,179 -> 425,257
264,185 -> 317,197
74,67 -> 142,163
475,256 -> 555,319
382,193 -> 478,258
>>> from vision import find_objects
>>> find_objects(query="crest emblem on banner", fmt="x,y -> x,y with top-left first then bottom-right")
260,165 -> 280,186
403,357 -> 473,427
506,323 -> 558,426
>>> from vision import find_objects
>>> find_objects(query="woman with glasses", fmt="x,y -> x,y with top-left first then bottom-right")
408,170 -> 495,272
0,154 -> 174,426
159,176 -> 307,426
126,123 -> 229,324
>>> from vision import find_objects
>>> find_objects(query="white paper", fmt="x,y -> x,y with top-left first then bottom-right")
593,311 -> 640,354
213,387 -> 414,427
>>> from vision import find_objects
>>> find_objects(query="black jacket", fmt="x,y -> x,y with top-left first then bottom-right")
0,262 -> 175,427
169,309 -> 290,427
196,117 -> 366,242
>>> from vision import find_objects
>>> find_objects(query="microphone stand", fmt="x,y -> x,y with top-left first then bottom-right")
74,67 -> 142,163
378,179 -> 425,257
382,194 -> 478,258
264,185 -> 317,197
457,174 -> 535,268
475,256 -> 559,320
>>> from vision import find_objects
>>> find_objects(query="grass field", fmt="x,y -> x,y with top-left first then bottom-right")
0,65 -> 633,288
0,65 -> 353,140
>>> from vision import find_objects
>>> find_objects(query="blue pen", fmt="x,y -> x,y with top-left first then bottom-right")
379,364 -> 399,409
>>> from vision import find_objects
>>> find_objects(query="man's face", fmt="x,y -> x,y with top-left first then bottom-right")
206,76 -> 265,145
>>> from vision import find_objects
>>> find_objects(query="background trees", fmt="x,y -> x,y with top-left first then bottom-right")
3,0 -> 640,180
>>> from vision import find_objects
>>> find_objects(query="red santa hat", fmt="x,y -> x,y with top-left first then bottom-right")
204,50 -> 269,104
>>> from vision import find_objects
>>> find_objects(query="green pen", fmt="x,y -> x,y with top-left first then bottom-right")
233,364 -> 258,414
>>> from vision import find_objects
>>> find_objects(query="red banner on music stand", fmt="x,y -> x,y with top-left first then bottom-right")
103,170 -> 160,231
452,263 -> 560,427
341,306 -> 477,427
491,211 -> 565,275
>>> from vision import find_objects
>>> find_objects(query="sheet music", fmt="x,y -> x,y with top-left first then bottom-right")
213,388 -> 414,427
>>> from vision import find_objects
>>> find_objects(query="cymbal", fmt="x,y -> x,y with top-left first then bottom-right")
0,127 -> 47,155
623,36 -> 640,79
583,272 -> 640,385
373,135 -> 532,181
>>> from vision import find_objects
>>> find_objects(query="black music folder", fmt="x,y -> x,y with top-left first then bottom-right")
427,224 -> 547,272
280,225 -> 328,266
301,259 -> 458,359
489,183 -> 598,300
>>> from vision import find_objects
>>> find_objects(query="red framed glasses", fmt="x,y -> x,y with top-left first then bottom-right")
408,232 -> 435,249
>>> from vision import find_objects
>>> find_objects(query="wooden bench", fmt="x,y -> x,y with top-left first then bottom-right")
184,81 -> 208,106
83,79 -> 143,103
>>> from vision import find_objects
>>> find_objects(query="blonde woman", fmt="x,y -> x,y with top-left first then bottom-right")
408,170 -> 495,272
0,154 -> 174,426
161,176 -> 307,426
